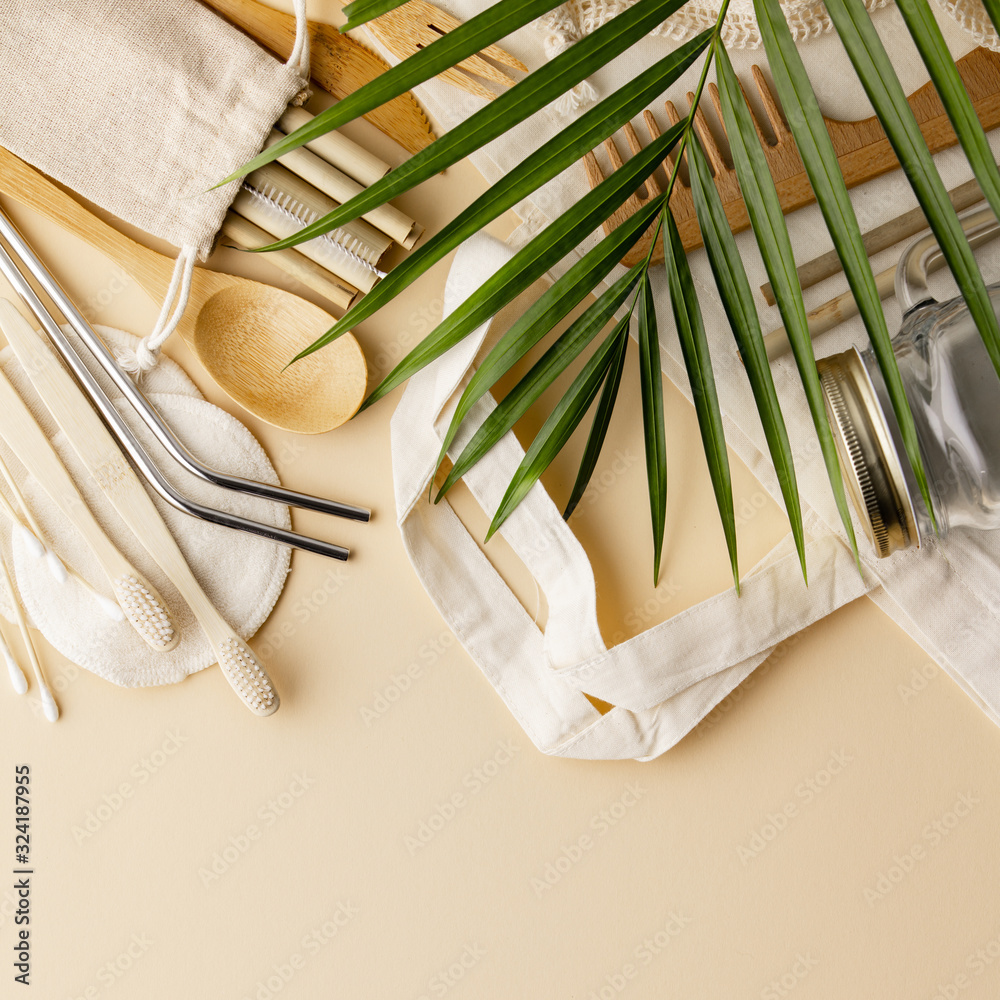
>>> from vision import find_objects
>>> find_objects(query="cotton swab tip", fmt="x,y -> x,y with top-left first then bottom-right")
40,686 -> 59,722
96,593 -> 126,621
16,524 -> 44,559
2,642 -> 27,695
45,551 -> 68,583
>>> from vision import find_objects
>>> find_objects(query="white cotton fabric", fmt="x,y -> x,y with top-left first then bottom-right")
0,0 -> 308,261
383,2 -> 1000,759
0,326 -> 291,688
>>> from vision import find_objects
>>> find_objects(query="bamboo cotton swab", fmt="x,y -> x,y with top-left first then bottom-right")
0,449 -> 67,582
0,423 -> 126,619
0,552 -> 56,719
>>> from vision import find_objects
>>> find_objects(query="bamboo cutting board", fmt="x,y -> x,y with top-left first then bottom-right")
584,46 -> 1000,266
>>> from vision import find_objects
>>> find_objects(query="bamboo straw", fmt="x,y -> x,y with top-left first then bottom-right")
278,106 -> 391,187
267,130 -> 422,248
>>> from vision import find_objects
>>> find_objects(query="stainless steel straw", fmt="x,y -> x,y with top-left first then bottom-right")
0,235 -> 350,561
0,205 -> 369,524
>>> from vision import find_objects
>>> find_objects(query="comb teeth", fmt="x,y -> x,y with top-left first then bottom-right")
218,637 -> 278,716
242,181 -> 385,275
114,574 -> 177,651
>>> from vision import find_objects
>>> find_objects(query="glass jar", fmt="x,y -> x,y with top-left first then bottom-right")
816,207 -> 1000,557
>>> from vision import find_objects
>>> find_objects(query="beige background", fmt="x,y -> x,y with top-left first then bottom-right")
3,3 -> 1000,998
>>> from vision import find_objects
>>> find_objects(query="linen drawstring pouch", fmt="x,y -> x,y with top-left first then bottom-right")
0,0 -> 310,373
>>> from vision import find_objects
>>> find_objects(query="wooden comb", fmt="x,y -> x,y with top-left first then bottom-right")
583,46 -> 1000,267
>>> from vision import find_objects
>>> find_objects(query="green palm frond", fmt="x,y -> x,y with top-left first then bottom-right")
224,0 -> 999,584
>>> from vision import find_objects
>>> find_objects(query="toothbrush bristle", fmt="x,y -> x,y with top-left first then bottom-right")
114,574 -> 176,650
218,636 -> 278,716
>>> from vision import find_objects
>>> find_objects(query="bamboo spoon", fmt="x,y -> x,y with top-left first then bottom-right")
0,363 -> 178,652
0,148 -> 367,435
0,300 -> 280,716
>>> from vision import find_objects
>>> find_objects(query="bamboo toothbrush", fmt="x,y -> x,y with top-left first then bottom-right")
0,301 -> 278,716
0,551 -> 56,719
0,359 -> 178,652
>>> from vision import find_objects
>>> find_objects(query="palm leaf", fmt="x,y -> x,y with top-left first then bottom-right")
485,320 -> 631,540
637,273 -> 669,584
896,0 -> 1000,229
715,45 -> 860,561
436,266 -> 643,501
563,322 -> 631,520
686,133 -> 806,580
275,35 -> 709,366
342,0 -> 418,29
823,0 -> 1000,382
754,0 -> 936,532
244,31 -> 709,260
220,0 -> 694,185
661,209 -> 739,591
433,201 -> 663,479
353,123 -> 684,407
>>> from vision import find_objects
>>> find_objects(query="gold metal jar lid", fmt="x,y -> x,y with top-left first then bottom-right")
816,348 -> 919,558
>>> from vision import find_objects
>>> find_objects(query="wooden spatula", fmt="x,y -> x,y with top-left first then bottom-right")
584,46 -> 1000,266
201,0 -> 437,154
365,0 -> 527,101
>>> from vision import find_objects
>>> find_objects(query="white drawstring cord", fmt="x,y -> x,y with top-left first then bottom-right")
287,0 -> 311,77
116,244 -> 196,376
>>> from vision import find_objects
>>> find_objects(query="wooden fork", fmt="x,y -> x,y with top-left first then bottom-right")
583,46 -> 1000,267
365,0 -> 527,100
